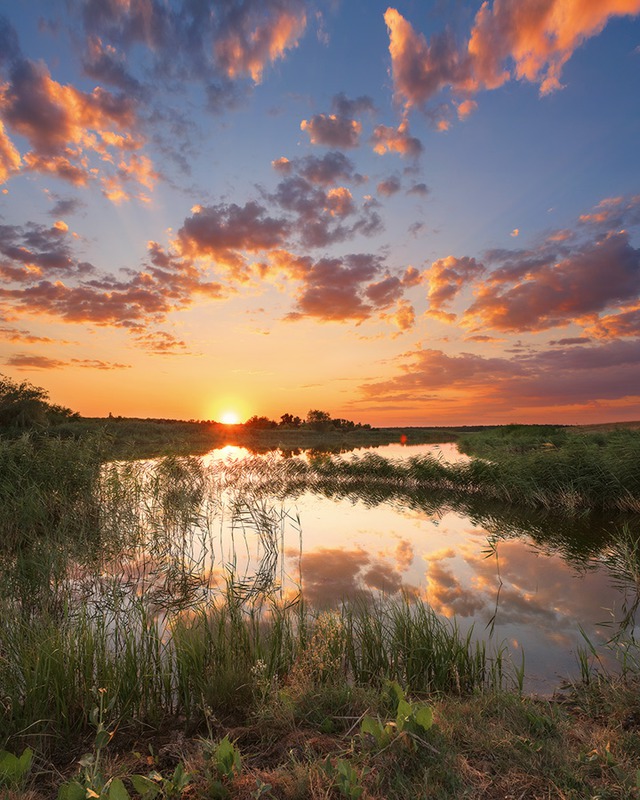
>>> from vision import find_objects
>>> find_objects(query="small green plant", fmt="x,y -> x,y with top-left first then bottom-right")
251,777 -> 273,798
322,757 -> 369,799
130,763 -> 192,799
0,747 -> 33,790
202,735 -> 242,799
361,681 -> 434,752
57,688 -> 128,800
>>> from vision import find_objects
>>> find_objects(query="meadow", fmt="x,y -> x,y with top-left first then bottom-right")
1,425 -> 640,799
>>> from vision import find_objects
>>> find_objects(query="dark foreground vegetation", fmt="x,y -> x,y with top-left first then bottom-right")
1,376 -> 640,797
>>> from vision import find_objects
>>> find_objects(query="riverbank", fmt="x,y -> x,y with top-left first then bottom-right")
6,630 -> 640,799
2,427 -> 640,798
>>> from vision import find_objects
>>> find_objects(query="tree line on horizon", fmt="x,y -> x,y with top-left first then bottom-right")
0,375 -> 373,434
244,409 -> 372,432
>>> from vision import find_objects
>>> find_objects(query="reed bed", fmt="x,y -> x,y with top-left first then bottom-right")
0,590 -> 512,754
1,432 -> 639,764
213,434 -> 640,514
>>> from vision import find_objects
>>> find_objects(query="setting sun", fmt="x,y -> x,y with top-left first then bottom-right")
220,411 -> 240,425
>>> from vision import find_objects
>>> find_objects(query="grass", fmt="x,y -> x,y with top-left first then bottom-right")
209,427 -> 640,514
1,428 -> 640,797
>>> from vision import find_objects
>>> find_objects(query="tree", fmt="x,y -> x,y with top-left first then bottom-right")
0,374 -> 78,430
279,413 -> 302,427
244,415 -> 277,429
305,409 -> 332,431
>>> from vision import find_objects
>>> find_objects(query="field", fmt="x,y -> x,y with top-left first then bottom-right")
1,424 -> 639,799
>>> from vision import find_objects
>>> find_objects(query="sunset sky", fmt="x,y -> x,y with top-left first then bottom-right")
1,0 -> 639,425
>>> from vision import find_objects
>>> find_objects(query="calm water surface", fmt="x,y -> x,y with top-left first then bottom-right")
198,442 -> 639,691
92,444 -> 640,692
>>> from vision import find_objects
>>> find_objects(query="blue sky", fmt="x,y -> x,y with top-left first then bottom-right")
0,1 -> 639,424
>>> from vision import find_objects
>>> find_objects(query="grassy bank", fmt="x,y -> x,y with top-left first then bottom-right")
1,432 -> 640,798
49,416 -> 475,459
211,426 -> 640,513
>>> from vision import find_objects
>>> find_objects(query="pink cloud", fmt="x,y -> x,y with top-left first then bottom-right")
371,119 -> 423,158
426,255 -> 485,315
384,2 -> 640,115
300,114 -> 362,148
464,231 -> 640,333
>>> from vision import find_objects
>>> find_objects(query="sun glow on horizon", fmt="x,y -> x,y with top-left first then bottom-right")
220,411 -> 240,425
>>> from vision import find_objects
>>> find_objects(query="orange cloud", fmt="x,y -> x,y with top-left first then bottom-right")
0,120 -> 20,183
371,119 -> 423,158
0,56 -> 149,195
463,231 -> 640,333
177,201 -> 290,277
426,255 -> 484,316
6,353 -> 130,370
300,114 -> 362,148
385,2 -> 640,114
325,187 -> 354,217
214,7 -> 306,82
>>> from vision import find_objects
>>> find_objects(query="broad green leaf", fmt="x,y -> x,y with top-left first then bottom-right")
388,680 -> 405,705
0,750 -> 19,785
414,705 -> 434,732
130,774 -> 159,799
361,715 -> 383,743
396,698 -> 412,731
108,778 -> 131,800
56,780 -> 86,800
18,747 -> 34,775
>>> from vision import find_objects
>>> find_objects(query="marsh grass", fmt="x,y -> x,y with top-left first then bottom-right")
2,432 -> 640,798
212,429 -> 640,514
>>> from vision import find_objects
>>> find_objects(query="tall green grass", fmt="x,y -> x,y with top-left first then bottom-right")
0,590 -> 510,755
218,430 -> 640,513
1,431 -> 638,762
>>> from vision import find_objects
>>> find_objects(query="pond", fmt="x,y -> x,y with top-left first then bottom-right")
84,441 -> 639,694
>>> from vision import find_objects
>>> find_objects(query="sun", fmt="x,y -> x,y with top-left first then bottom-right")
220,411 -> 240,425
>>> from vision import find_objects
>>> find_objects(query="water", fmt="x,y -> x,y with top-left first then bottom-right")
75,443 -> 640,691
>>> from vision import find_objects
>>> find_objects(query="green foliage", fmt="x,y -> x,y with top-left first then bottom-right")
361,681 -> 434,752
0,373 -> 78,431
322,757 -> 369,799
57,688 -> 123,800
0,747 -> 33,789
204,735 -> 242,780
130,763 -> 192,799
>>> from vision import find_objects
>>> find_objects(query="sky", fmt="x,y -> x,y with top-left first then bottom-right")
0,0 -> 639,426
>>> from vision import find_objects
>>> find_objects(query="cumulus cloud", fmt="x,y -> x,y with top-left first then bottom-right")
300,92 -> 377,148
331,91 -> 376,118
284,253 -> 386,323
300,113 -> 362,148
358,338 -> 640,418
266,172 -> 382,249
377,175 -> 401,197
426,255 -> 484,316
418,197 -> 640,335
407,182 -> 429,197
0,120 -> 20,183
384,2 -> 640,118
282,150 -> 365,186
78,0 -> 307,87
177,201 -> 290,276
0,232 -> 226,333
0,29 -> 150,195
464,231 -> 640,333
371,119 -> 423,158
0,221 -> 93,279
